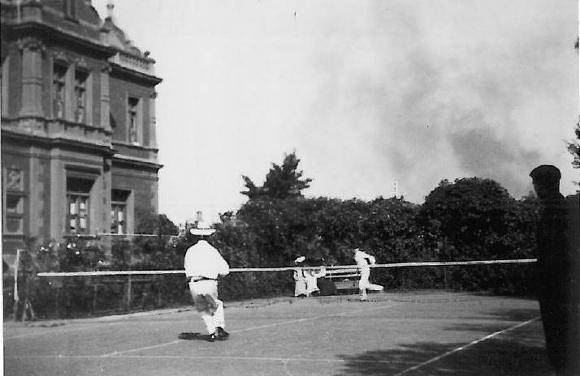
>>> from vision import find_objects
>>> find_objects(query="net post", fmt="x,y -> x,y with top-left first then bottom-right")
125,276 -> 132,311
55,286 -> 60,318
92,284 -> 98,315
12,249 -> 21,320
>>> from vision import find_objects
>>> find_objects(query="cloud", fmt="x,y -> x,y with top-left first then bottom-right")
449,120 -> 541,195
93,0 -> 578,223
300,0 -> 577,202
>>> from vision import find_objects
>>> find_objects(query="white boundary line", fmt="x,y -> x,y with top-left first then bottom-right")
100,302 -> 400,357
6,318 -> 541,370
4,322 -> 126,340
392,317 -> 540,376
5,354 -> 417,365
4,308 -> 197,341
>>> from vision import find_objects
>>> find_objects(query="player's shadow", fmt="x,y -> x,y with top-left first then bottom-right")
178,332 -> 211,341
336,308 -> 551,375
483,306 -> 539,323
336,339 -> 551,376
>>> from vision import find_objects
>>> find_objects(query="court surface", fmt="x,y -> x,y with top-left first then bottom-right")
4,291 -> 552,376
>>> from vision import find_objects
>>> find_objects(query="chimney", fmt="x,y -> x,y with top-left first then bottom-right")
106,0 -> 114,20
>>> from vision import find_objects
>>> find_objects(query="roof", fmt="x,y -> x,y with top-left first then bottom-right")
103,16 -> 149,59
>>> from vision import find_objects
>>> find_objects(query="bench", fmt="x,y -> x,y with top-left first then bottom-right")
324,268 -> 361,293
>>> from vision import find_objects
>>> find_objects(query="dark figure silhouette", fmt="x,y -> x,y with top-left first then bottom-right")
530,165 -> 579,376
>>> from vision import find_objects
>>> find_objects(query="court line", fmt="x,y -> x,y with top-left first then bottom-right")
3,308 -> 201,340
3,322 -> 126,340
392,317 -> 540,376
100,302 -> 401,357
6,354 -> 417,365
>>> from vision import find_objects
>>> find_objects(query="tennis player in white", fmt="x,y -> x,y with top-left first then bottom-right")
184,220 -> 230,342
353,248 -> 383,301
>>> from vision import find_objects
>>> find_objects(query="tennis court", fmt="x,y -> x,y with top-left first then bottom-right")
4,291 -> 551,376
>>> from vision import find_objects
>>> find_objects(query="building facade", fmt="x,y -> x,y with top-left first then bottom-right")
1,0 -> 162,262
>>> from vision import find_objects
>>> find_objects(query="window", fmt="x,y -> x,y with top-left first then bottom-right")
66,177 -> 93,234
111,190 -> 130,234
53,63 -> 67,118
127,97 -> 140,144
74,70 -> 88,123
63,0 -> 77,19
1,56 -> 9,115
3,168 -> 25,235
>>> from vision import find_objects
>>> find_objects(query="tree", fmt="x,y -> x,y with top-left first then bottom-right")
571,38 -> 580,174
418,177 -> 516,260
111,210 -> 181,270
417,177 -> 538,294
241,152 -> 312,200
567,121 -> 580,173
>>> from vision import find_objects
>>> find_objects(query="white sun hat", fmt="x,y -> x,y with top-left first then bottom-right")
189,221 -> 216,236
294,256 -> 306,264
189,211 -> 216,236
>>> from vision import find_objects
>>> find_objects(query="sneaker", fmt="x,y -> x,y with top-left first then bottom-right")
217,327 -> 229,340
207,333 -> 217,342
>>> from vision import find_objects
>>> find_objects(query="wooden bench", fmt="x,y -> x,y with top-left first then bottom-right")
324,268 -> 361,293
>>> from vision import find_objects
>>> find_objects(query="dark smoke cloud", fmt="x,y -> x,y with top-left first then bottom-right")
449,122 -> 541,194
303,0 -> 575,201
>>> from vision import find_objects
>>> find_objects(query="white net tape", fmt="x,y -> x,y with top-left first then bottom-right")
36,258 -> 537,278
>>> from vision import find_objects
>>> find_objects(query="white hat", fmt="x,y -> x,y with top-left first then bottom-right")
189,221 -> 216,236
294,256 -> 306,263
189,211 -> 216,236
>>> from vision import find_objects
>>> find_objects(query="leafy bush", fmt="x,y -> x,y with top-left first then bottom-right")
20,170 -> 545,319
418,178 -> 539,295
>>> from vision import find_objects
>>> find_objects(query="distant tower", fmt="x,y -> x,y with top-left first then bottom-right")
390,179 -> 405,199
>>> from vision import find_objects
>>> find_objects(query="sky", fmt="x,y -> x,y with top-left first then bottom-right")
93,0 -> 579,225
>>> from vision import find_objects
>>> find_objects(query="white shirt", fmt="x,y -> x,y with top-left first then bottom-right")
184,240 -> 230,279
354,250 -> 376,269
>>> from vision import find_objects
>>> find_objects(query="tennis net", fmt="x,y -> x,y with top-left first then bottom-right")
27,258 -> 536,319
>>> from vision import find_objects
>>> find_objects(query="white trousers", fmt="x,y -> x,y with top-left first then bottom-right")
189,280 -> 225,334
358,267 -> 383,295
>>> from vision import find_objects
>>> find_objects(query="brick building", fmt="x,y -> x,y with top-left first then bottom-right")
1,0 -> 162,263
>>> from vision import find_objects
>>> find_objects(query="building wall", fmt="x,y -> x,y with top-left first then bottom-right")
1,138 -> 113,253
109,74 -> 153,146
111,164 -> 159,229
2,145 -> 31,254
6,47 -> 22,116
1,0 -> 162,259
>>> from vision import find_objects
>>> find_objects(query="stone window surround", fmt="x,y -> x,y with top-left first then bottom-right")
2,167 -> 26,236
51,54 -> 93,125
111,189 -> 131,234
126,94 -> 142,145
65,170 -> 97,235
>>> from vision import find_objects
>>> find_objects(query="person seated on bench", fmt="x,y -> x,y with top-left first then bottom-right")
304,266 -> 326,297
293,256 -> 308,297
352,248 -> 383,301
